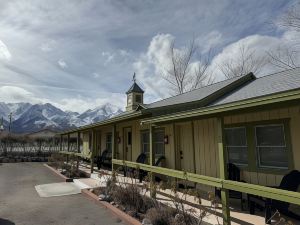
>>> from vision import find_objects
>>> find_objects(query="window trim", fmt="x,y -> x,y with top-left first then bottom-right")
224,118 -> 293,174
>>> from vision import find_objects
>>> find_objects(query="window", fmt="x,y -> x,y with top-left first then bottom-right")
106,133 -> 112,151
141,130 -> 150,155
225,127 -> 248,166
127,94 -> 132,105
135,95 -> 142,103
154,129 -> 165,157
140,129 -> 165,157
255,124 -> 288,169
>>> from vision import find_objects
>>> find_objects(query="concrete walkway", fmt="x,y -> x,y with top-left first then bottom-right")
0,163 -> 125,225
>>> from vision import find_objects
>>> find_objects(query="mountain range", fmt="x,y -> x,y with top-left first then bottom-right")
0,102 -> 122,133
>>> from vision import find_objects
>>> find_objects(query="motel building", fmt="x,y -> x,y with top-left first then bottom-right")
59,68 -> 300,225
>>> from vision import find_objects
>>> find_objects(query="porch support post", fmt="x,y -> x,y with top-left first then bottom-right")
217,117 -> 230,225
90,130 -> 95,174
149,124 -> 155,197
112,124 -> 116,171
60,134 -> 62,151
67,134 -> 70,152
77,132 -> 80,170
77,132 -> 80,153
66,134 -> 70,164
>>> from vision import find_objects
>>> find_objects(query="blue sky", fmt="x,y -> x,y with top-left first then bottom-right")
0,0 -> 298,112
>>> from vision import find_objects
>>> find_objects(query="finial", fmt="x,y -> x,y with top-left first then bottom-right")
132,72 -> 136,83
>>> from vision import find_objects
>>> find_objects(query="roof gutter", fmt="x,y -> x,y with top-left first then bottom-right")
140,88 -> 300,125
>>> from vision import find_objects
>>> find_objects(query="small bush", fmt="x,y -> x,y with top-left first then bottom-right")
145,207 -> 177,225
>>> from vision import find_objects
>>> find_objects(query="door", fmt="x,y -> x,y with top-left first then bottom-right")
175,123 -> 195,173
124,127 -> 132,161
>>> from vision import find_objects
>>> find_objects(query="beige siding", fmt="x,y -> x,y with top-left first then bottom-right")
82,131 -> 91,157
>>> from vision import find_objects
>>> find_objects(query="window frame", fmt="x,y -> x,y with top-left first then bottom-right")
140,129 -> 150,155
255,124 -> 288,169
153,128 -> 165,157
106,132 -> 112,152
224,126 -> 248,166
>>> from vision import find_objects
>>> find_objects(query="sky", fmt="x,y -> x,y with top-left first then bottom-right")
0,0 -> 299,113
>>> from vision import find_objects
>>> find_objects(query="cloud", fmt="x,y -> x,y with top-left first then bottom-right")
0,0 -> 295,111
40,40 -> 56,52
0,40 -> 12,60
58,59 -> 68,69
0,86 -> 47,104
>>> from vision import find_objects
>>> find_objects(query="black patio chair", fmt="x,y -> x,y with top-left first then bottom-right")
96,149 -> 112,169
215,163 -> 246,210
249,170 -> 300,224
124,152 -> 147,177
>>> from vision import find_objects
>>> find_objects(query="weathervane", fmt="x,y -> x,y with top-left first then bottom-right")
132,72 -> 136,83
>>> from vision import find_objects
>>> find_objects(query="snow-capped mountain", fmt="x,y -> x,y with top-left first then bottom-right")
0,102 -> 123,133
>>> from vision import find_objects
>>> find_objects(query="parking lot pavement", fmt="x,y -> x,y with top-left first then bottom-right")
0,163 -> 125,225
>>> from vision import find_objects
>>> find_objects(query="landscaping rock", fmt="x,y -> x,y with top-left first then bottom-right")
142,218 -> 152,225
98,194 -> 107,201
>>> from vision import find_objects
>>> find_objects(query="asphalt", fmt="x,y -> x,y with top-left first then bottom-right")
0,162 -> 125,225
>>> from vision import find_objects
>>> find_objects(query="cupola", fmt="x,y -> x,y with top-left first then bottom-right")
126,73 -> 144,112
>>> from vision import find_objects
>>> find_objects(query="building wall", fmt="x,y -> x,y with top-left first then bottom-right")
223,105 -> 300,186
164,105 -> 300,191
82,131 -> 91,157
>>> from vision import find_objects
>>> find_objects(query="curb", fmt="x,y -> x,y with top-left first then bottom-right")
43,164 -> 73,182
81,189 -> 142,225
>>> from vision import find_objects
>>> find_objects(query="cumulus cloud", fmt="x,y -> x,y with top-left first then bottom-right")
0,40 -> 12,60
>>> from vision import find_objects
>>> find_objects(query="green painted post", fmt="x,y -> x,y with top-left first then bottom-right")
112,124 -> 116,171
77,132 -> 80,170
149,124 -> 156,198
217,117 -> 230,225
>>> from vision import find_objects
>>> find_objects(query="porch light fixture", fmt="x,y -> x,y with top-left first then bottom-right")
164,135 -> 169,144
117,137 -> 121,144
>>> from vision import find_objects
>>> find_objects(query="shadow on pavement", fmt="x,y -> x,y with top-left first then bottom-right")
0,218 -> 15,225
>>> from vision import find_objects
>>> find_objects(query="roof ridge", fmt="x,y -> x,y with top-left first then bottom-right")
256,67 -> 300,80
146,73 -> 250,106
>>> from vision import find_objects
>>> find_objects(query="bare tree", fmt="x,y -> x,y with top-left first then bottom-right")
277,2 -> 300,31
267,45 -> 298,70
268,2 -> 300,70
219,44 -> 267,79
162,39 -> 214,95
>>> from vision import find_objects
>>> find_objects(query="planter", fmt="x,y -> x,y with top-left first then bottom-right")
43,164 -> 73,182
81,189 -> 142,225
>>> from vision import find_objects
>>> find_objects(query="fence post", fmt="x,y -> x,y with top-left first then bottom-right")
217,117 -> 230,225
